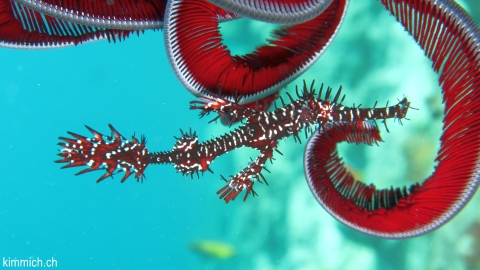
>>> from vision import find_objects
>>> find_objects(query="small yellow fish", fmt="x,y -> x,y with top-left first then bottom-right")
189,240 -> 236,259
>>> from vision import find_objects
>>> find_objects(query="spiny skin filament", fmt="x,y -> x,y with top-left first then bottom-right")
56,80 -> 410,203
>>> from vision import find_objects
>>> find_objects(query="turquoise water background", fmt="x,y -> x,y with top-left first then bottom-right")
1,1 -> 480,269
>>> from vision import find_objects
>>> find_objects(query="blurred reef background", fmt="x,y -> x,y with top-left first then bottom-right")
1,0 -> 480,269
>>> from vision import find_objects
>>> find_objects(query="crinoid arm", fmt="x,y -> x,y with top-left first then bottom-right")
0,0 -> 145,49
305,121 -> 426,238
13,0 -> 165,31
56,124 -> 149,183
164,0 -> 347,105
208,0 -> 333,24
304,0 -> 480,239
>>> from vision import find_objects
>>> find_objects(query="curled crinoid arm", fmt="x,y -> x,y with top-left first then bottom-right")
190,94 -> 259,123
55,124 -> 149,183
217,148 -> 273,203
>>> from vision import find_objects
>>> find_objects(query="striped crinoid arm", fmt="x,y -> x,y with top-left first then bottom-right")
164,0 -> 347,104
305,121 -> 424,236
303,0 -> 480,239
0,0 -> 137,49
13,0 -> 166,30
207,0 -> 334,24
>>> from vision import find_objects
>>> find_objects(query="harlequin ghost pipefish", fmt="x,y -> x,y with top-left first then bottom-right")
55,81 -> 410,203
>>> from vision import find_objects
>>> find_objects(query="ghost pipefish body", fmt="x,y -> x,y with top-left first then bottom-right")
55,81 -> 410,203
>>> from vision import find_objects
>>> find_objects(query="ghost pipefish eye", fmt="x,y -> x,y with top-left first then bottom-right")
304,0 -> 480,239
